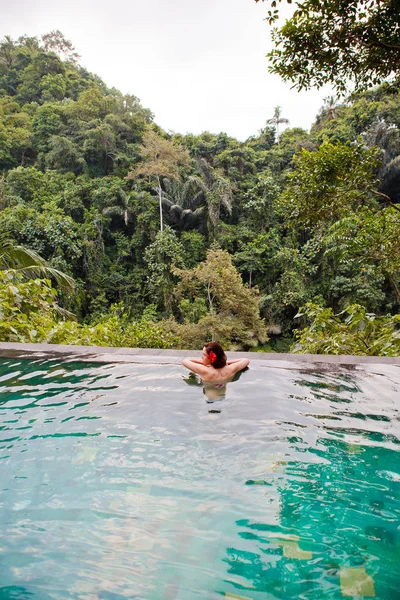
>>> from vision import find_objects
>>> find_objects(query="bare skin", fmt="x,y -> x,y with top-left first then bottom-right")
182,347 -> 249,382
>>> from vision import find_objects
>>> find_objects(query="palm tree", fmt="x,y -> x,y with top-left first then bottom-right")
102,188 -> 144,226
0,237 -> 75,291
379,155 -> 400,206
363,119 -> 400,176
0,36 -> 14,66
126,129 -> 190,232
267,106 -> 289,145
323,96 -> 340,120
189,159 -> 232,239
362,118 -> 400,205
161,178 -> 203,230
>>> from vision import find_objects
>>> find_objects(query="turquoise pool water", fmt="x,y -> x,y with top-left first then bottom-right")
0,357 -> 399,599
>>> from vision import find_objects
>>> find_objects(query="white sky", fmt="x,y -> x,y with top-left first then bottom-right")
0,0 -> 332,141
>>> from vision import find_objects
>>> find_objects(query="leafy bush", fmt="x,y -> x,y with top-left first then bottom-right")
293,302 -> 400,356
0,273 -> 178,348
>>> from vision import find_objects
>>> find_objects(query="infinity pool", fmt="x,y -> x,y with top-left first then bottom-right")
0,356 -> 399,599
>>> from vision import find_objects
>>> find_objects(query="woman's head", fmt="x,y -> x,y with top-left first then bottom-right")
202,342 -> 227,369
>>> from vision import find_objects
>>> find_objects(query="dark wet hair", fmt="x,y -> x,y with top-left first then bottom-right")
204,342 -> 227,369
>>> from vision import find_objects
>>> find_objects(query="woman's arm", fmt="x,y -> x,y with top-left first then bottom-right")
229,358 -> 250,373
227,359 -> 250,366
182,358 -> 209,377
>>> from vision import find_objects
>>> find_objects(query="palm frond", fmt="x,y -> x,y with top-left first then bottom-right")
6,266 -> 75,291
0,239 -> 75,291
193,206 -> 206,216
188,175 -> 208,195
170,204 -> 183,220
102,206 -> 124,217
54,303 -> 77,320
161,197 -> 174,208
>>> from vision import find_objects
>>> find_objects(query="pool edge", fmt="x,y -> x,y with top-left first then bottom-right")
0,341 -> 399,366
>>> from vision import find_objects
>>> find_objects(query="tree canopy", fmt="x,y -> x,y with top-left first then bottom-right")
257,0 -> 400,94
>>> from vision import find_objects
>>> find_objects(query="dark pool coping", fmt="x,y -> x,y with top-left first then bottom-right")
0,342 -> 399,368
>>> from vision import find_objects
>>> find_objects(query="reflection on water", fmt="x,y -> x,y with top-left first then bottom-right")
0,358 -> 399,599
182,369 -> 248,411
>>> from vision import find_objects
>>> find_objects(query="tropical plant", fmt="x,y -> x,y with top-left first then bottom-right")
160,178 -> 202,230
324,206 -> 400,303
277,142 -> 380,227
267,105 -> 289,145
322,96 -> 340,121
41,30 -> 80,64
0,30 -> 399,353
0,236 -> 75,290
126,129 -> 190,231
189,158 -> 232,239
293,302 -> 400,356
101,187 -> 145,226
144,226 -> 185,311
0,274 -> 177,348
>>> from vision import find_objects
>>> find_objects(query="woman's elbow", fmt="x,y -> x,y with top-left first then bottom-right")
241,359 -> 250,369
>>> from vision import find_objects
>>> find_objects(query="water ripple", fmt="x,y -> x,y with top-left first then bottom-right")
0,358 -> 399,599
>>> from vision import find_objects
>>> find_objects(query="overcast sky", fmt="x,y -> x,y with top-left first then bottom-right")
1,0 -> 331,141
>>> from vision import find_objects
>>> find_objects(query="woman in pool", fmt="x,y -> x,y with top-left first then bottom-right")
182,342 -> 249,382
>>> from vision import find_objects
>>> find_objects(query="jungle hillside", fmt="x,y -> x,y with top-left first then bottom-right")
0,25 -> 399,355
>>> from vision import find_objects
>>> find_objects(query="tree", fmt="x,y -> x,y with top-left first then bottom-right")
0,100 -> 33,168
233,232 -> 280,288
267,105 -> 289,145
40,73 -> 66,102
101,187 -> 145,226
325,207 -> 400,304
144,226 -> 185,311
17,51 -> 66,104
189,158 -> 232,239
257,0 -> 400,94
41,30 -> 80,65
0,274 -> 177,348
322,96 -> 340,121
83,122 -> 117,176
277,141 -> 380,228
31,103 -> 63,154
161,178 -> 202,230
242,170 -> 281,230
173,248 -> 267,348
126,129 -> 190,231
46,135 -> 85,173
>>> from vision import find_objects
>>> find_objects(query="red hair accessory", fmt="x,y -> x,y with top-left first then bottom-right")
208,351 -> 217,364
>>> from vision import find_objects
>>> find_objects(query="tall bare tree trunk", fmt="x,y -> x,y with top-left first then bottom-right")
157,176 -> 163,232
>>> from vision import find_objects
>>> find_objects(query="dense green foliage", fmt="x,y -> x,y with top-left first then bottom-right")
257,0 -> 400,94
0,33 -> 399,353
293,303 -> 400,356
0,273 -> 177,348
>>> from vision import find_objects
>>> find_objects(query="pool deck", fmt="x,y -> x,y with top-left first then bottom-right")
0,342 -> 399,369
